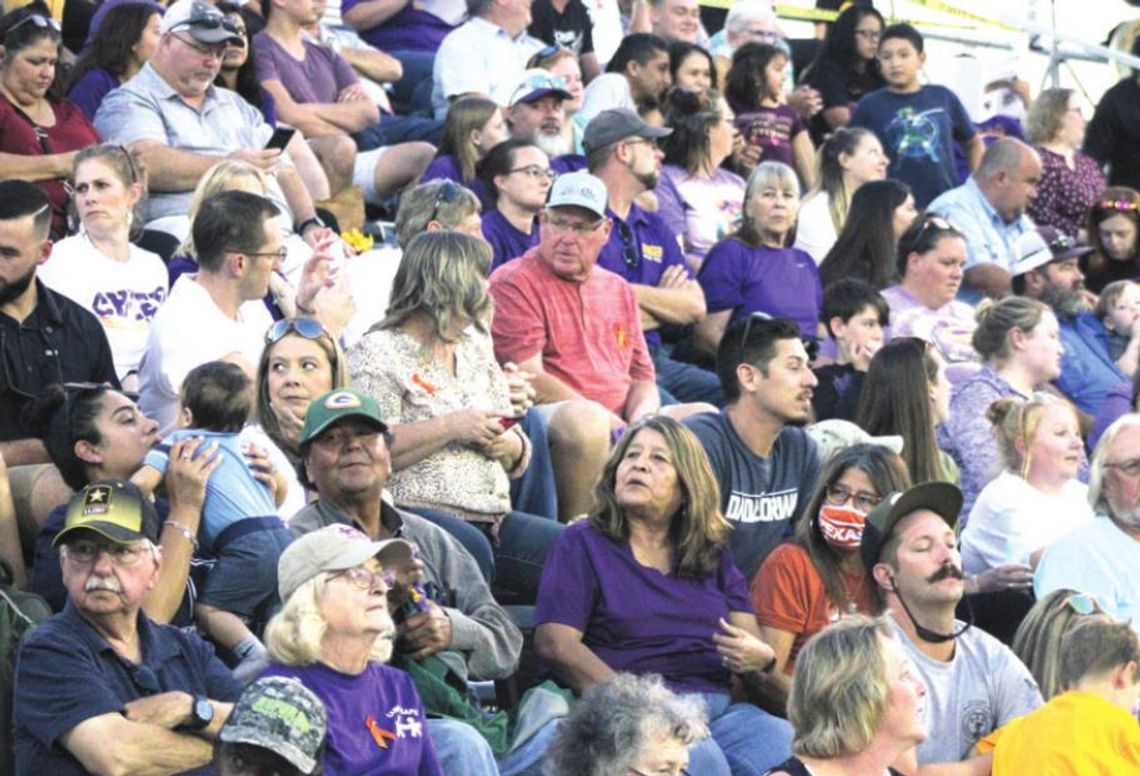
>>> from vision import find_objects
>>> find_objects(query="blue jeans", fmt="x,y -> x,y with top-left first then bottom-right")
651,345 -> 724,406
389,49 -> 436,116
356,114 -> 445,148
412,507 -> 563,605
509,408 -> 559,521
429,717 -> 559,776
689,692 -> 793,776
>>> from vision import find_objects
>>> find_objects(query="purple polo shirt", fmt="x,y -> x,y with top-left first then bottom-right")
535,521 -> 752,695
482,209 -> 538,272
341,0 -> 454,52
597,203 -> 689,348
698,237 -> 821,336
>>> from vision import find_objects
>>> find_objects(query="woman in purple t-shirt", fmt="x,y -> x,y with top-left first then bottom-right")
693,161 -> 823,357
535,416 -> 793,775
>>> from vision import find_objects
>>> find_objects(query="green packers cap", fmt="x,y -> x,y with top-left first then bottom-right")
54,480 -> 160,547
218,676 -> 328,775
298,388 -> 388,447
859,481 -> 963,573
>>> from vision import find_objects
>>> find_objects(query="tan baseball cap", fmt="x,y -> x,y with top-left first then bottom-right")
278,524 -> 414,601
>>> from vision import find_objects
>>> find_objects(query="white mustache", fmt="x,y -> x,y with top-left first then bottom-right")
85,576 -> 122,593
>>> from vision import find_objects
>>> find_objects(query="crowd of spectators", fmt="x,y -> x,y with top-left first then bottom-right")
5,0 -> 1140,774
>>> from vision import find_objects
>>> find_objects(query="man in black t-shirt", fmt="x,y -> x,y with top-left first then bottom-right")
1085,35 -> 1140,191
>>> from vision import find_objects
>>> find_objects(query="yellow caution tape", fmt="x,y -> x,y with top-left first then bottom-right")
906,0 -> 1019,32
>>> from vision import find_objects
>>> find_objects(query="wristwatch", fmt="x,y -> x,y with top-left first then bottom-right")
297,215 -> 326,235
187,695 -> 214,731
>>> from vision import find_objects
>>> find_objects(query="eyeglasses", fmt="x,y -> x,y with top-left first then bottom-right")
1105,458 -> 1140,477
528,43 -> 567,67
173,33 -> 227,59
1053,592 -> 1099,617
614,219 -> 641,269
65,539 -> 148,567
509,165 -> 556,182
1047,233 -> 1079,253
329,566 -> 396,591
854,29 -> 881,41
544,214 -> 606,234
229,246 -> 288,262
428,180 -> 462,224
266,317 -> 327,344
6,13 -> 60,36
169,14 -> 241,34
825,483 -> 883,513
737,311 -> 818,367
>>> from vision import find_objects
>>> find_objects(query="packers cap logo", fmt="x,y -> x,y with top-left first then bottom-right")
83,484 -> 112,516
324,391 -> 362,410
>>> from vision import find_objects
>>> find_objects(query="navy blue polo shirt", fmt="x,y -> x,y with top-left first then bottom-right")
13,602 -> 243,775
597,203 -> 690,347
482,209 -> 539,272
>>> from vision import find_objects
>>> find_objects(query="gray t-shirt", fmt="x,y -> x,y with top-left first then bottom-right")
892,616 -> 1043,764
684,410 -> 820,579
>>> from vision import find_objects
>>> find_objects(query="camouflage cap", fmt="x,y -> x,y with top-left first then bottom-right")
218,676 -> 328,775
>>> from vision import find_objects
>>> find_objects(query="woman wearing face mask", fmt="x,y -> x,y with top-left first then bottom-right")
751,444 -> 911,709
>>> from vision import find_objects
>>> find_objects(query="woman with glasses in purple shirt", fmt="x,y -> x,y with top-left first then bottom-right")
479,138 -> 552,271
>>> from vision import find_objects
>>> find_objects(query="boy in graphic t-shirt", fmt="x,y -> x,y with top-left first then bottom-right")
849,23 -> 984,207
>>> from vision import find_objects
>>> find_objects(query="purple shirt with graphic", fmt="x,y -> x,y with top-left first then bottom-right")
262,662 -> 442,776
535,520 -> 752,695
734,104 -> 805,170
597,203 -> 690,348
698,238 -> 821,336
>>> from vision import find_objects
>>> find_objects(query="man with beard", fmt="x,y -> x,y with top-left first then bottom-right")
861,481 -> 1042,767
684,315 -> 821,578
588,108 -> 721,406
1035,414 -> 1140,634
1012,225 -> 1129,417
0,182 -> 117,464
288,389 -> 556,774
505,71 -> 586,173
12,480 -> 243,775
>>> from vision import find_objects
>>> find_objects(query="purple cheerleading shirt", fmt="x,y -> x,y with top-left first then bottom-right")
596,203 -> 690,348
698,237 -> 821,336
535,521 -> 752,695
481,208 -> 538,272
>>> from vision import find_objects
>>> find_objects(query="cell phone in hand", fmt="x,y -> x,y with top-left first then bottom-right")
265,126 -> 297,151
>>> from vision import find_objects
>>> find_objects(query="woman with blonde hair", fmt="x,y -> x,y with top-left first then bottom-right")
263,525 -> 448,775
960,397 -> 1092,575
349,231 -> 561,604
535,415 -> 792,775
420,96 -> 509,198
767,615 -> 925,776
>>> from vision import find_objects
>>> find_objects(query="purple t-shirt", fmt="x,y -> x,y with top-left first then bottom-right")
420,153 -> 487,204
597,203 -> 690,348
735,104 -> 806,169
535,521 -> 752,695
482,208 -> 538,272
342,0 -> 454,52
254,33 -> 358,104
698,238 -> 821,336
67,67 -> 119,122
262,661 -> 442,776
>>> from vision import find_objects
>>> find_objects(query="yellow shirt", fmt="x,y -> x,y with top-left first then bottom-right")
978,691 -> 1140,775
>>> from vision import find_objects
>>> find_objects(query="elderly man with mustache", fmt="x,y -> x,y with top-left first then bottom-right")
12,480 -> 243,776
861,482 -> 1043,773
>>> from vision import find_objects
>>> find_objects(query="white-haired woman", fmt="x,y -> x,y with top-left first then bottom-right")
694,161 -> 822,357
263,525 -> 447,775
543,673 -> 709,776
768,615 -> 926,776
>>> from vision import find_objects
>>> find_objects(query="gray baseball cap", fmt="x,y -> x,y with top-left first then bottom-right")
546,170 -> 608,219
859,482 -> 963,573
278,524 -> 415,601
582,108 -> 672,154
160,0 -> 242,45
218,677 -> 328,775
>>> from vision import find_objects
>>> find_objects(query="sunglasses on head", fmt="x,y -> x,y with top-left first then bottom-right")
1053,592 -> 1099,617
738,311 -> 818,366
428,181 -> 462,224
6,12 -> 60,36
266,317 -> 327,344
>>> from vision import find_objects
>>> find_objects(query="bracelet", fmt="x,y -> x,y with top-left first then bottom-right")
163,520 -> 199,550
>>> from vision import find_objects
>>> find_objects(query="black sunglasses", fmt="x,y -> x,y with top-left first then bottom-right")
614,219 -> 640,269
738,311 -> 818,365
428,181 -> 462,224
266,317 -> 327,345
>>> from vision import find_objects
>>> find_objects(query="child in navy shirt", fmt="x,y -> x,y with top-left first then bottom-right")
133,361 -> 292,681
850,23 -> 983,207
